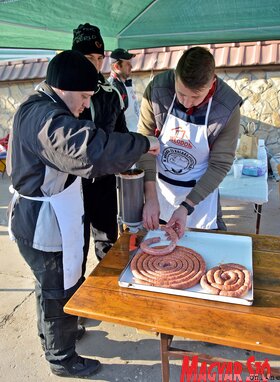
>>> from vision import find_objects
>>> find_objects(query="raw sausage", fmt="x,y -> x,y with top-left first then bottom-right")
131,245 -> 206,290
200,263 -> 252,298
140,226 -> 179,256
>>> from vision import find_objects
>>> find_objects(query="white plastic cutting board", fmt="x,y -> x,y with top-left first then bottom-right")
119,230 -> 253,306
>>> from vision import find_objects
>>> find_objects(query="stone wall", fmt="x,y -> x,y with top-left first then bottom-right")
0,80 -> 39,139
1,68 -> 280,156
219,69 -> 280,157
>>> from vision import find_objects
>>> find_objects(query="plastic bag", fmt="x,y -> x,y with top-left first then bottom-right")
242,159 -> 266,177
236,122 -> 258,159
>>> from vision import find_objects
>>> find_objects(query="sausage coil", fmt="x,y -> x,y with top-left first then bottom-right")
131,245 -> 206,290
200,263 -> 252,298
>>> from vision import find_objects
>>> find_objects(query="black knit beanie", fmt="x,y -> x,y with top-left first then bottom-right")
72,23 -> 104,56
46,50 -> 98,91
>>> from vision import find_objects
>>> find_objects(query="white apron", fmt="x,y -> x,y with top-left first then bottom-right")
9,177 -> 84,290
156,95 -> 218,229
124,83 -> 140,132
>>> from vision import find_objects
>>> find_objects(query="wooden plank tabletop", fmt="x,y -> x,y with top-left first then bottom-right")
64,230 -> 280,356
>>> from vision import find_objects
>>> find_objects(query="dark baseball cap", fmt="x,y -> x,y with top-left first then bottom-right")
110,48 -> 135,62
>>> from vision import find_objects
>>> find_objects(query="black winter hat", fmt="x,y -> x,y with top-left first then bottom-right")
72,23 -> 104,56
46,50 -> 98,91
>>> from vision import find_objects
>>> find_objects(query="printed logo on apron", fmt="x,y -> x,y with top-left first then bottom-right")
161,147 -> 196,175
156,94 -> 218,229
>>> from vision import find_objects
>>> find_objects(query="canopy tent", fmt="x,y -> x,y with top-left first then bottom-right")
0,48 -> 56,61
1,0 -> 280,51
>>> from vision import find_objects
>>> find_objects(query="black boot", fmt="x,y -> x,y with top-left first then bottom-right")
50,354 -> 101,378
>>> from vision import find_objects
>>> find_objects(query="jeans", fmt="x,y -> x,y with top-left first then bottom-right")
17,241 -> 84,365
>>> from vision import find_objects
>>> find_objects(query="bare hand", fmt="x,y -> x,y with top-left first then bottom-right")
142,198 -> 160,231
146,136 -> 160,156
166,205 -> 188,238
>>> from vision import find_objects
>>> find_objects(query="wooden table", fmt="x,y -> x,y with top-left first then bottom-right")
64,230 -> 280,381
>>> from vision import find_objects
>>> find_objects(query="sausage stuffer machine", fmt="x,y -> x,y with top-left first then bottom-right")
116,168 -> 144,233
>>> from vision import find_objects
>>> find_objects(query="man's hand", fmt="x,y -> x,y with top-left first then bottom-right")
146,136 -> 160,156
166,205 -> 188,238
142,181 -> 160,230
142,198 -> 160,230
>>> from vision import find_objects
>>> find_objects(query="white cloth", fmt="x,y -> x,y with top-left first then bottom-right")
124,83 -> 140,132
156,95 -> 218,229
9,177 -> 84,290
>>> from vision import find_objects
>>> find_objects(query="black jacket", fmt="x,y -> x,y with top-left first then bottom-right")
79,73 -> 127,133
8,82 -> 149,249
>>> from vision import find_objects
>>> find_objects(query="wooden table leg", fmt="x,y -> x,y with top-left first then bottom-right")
160,333 -> 173,382
254,204 -> 262,234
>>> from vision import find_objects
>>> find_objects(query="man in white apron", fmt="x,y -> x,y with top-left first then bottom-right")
7,50 -> 159,378
137,47 -> 242,238
108,48 -> 140,133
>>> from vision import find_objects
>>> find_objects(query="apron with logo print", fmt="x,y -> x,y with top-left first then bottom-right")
156,95 -> 218,229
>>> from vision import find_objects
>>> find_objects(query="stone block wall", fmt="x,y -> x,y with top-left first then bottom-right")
0,80 -> 39,139
1,68 -> 280,156
219,69 -> 280,157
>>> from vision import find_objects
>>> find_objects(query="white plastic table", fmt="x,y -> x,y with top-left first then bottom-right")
219,140 -> 268,234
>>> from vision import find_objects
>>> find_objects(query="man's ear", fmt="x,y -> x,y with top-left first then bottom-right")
113,62 -> 120,71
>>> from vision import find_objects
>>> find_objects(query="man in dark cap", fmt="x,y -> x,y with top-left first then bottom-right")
72,23 -> 130,263
108,48 -> 140,133
7,50 -> 159,378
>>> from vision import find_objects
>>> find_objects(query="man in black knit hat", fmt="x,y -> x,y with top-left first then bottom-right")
7,50 -> 159,378
72,23 -> 128,263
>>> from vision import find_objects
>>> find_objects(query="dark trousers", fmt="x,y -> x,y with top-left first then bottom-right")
17,241 -> 84,365
83,175 -> 118,261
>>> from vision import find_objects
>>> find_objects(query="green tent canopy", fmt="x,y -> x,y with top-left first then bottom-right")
0,0 -> 280,51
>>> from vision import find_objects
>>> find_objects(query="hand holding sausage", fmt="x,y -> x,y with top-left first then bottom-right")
166,205 -> 188,238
